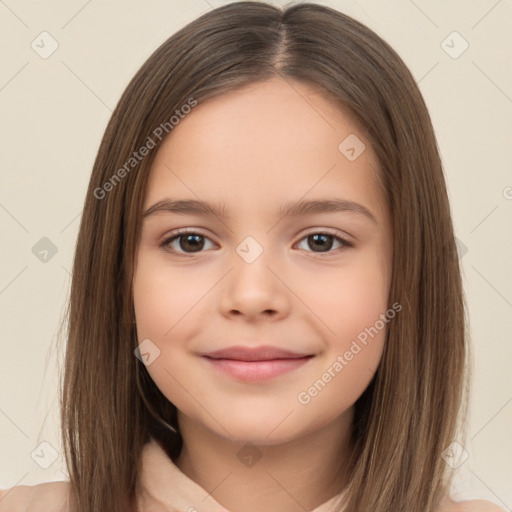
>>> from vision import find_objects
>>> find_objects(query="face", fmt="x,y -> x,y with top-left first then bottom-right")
133,77 -> 393,445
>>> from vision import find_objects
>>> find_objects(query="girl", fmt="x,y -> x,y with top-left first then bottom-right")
0,2 -> 505,511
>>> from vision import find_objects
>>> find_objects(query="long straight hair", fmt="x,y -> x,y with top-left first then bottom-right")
60,2 -> 470,511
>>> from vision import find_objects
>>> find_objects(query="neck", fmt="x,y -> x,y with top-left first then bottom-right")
174,409 -> 354,512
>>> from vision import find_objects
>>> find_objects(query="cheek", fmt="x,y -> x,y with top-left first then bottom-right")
295,280 -> 389,422
133,255 -> 206,339
132,255 -> 208,406
294,251 -> 390,393
296,250 -> 390,341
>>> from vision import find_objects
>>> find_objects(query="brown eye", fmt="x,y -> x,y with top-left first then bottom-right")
160,229 -> 353,257
296,232 -> 353,255
161,230 -> 215,254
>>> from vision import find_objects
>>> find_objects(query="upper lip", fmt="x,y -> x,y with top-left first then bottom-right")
201,345 -> 313,361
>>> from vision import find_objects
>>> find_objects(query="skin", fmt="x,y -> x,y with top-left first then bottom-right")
132,77 -> 394,511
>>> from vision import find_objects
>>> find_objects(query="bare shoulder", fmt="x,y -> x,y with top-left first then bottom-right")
444,498 -> 508,512
0,481 -> 71,512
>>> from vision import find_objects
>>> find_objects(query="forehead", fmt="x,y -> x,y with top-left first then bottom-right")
143,78 -> 385,221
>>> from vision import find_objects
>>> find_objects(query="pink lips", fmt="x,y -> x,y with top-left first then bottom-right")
201,345 -> 314,382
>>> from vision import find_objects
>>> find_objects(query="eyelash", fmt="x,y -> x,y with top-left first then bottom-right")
159,228 -> 354,258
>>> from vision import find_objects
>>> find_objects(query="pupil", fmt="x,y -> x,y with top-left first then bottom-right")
180,234 -> 204,252
309,234 -> 332,252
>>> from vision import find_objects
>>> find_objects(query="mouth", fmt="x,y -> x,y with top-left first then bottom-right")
201,345 -> 315,381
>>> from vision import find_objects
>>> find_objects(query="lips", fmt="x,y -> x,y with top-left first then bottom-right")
202,345 -> 312,361
201,345 -> 314,381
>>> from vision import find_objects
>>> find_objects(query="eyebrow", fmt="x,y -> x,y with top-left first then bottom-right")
143,197 -> 377,224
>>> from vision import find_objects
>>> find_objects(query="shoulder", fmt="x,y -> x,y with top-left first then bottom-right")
0,481 -> 70,512
443,498 -> 508,512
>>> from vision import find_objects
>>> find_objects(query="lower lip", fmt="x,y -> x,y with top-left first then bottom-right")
203,356 -> 313,381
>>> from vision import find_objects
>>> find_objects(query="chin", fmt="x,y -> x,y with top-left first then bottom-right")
205,408 -> 326,447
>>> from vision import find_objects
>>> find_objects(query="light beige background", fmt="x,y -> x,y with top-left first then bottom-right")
0,0 -> 511,508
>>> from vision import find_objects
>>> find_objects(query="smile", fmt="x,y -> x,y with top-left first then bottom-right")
202,355 -> 314,382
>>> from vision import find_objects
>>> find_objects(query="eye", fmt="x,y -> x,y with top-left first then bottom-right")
160,229 -> 215,255
160,229 -> 354,256
295,231 -> 353,256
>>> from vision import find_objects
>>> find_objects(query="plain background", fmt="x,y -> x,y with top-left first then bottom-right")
0,0 -> 510,508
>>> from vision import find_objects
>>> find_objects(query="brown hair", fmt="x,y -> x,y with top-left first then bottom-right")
60,2 -> 470,511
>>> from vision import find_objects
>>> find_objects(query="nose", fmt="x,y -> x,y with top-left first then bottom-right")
218,247 -> 290,322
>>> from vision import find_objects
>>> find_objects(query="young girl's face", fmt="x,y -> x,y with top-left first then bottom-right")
133,78 -> 393,445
